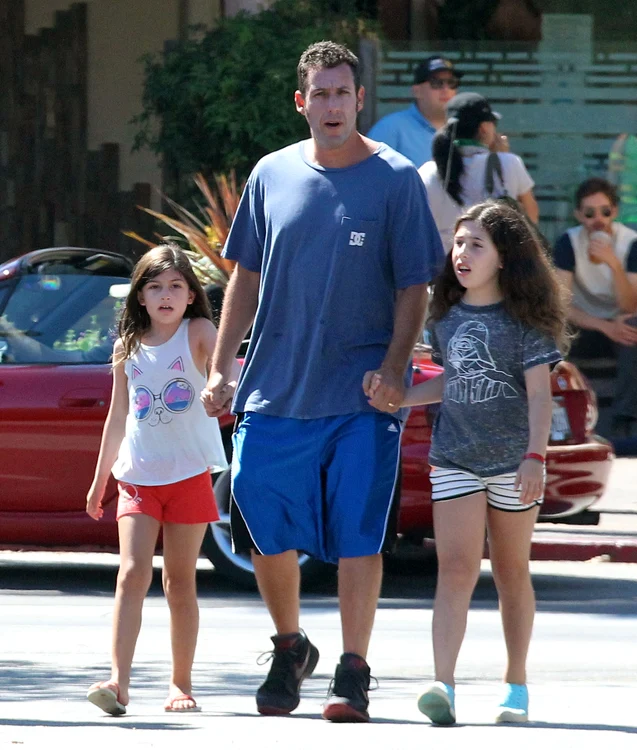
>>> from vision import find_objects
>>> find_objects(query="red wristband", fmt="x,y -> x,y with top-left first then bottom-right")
524,452 -> 545,464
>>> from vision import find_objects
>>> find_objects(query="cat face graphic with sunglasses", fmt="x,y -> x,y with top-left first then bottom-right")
575,191 -> 618,235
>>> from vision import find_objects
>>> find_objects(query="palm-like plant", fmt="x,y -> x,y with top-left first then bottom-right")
125,172 -> 244,286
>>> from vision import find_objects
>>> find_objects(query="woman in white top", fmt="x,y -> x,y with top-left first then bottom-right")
419,92 -> 539,252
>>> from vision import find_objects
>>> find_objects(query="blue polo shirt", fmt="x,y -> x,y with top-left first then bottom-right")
367,103 -> 436,168
223,141 -> 444,420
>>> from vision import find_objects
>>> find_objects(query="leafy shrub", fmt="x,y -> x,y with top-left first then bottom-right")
125,172 -> 242,287
133,0 -> 376,185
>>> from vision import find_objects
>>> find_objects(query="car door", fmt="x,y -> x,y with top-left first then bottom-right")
0,269 -> 126,516
0,363 -> 112,513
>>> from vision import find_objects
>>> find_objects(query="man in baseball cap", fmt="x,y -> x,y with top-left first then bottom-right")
368,56 -> 463,167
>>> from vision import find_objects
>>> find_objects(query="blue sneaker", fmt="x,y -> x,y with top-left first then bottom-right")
495,683 -> 529,723
417,681 -> 456,725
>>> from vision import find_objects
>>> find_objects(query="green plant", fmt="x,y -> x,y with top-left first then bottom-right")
132,0 -> 377,184
53,312 -> 119,352
124,172 -> 242,287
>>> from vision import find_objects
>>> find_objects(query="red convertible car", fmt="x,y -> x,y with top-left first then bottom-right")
0,248 -> 614,586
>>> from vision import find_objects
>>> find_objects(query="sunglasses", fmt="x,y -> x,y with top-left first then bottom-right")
133,379 -> 194,421
428,77 -> 460,90
582,206 -> 613,218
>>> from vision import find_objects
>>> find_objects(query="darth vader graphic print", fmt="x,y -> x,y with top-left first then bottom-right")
131,356 -> 195,427
445,320 -> 518,404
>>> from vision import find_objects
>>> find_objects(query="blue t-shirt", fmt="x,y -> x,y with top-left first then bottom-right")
428,301 -> 561,475
367,104 -> 436,168
223,141 -> 444,420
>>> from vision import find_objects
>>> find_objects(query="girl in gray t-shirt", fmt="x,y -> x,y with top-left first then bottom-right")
389,201 -> 567,725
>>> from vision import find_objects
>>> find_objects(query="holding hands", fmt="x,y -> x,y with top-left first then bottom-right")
363,366 -> 404,413
201,370 -> 237,417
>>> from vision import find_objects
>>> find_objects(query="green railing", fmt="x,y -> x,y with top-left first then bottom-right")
374,15 -> 637,243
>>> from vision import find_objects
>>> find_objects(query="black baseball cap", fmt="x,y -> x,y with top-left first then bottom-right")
413,56 -> 463,85
446,92 -> 501,128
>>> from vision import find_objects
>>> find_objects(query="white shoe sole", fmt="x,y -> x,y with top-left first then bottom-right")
496,708 -> 528,723
417,685 -> 456,725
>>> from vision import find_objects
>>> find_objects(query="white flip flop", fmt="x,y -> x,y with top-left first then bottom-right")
87,684 -> 127,716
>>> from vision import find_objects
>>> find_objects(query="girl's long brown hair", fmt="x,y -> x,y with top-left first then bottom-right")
116,244 -> 212,365
429,201 -> 570,351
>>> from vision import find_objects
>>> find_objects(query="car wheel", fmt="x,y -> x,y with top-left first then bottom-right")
200,468 -> 334,589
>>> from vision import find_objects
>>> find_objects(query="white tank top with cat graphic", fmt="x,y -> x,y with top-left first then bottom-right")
112,319 -> 228,486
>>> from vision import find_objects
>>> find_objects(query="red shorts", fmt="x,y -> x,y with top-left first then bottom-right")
116,471 -> 220,524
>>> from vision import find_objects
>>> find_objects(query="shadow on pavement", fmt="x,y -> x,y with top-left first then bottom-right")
447,721 -> 637,734
0,659 -> 263,703
2,715 -> 635,733
524,721 -> 637,734
1,556 -> 636,616
0,717 -> 194,731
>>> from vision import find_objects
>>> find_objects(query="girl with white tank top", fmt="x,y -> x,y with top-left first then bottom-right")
85,245 -> 239,717
112,317 -> 227,484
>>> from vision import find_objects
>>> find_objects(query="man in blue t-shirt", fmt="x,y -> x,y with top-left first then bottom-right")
203,41 -> 443,723
367,56 -> 463,167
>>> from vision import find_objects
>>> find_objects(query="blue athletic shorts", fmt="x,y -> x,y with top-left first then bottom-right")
229,412 -> 402,564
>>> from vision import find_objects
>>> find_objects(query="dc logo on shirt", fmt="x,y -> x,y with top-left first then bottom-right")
349,231 -> 366,247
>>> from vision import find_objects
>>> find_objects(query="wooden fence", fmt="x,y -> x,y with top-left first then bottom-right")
0,1 -> 152,264
374,14 -> 637,243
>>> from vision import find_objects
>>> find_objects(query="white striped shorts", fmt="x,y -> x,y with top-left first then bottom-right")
430,466 -> 544,512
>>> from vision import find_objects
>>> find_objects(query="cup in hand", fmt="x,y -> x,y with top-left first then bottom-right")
588,231 -> 612,264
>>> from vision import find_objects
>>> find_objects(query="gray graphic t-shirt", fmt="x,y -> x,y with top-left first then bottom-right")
428,301 -> 561,476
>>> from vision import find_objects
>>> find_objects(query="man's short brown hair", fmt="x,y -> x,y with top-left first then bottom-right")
575,177 -> 619,208
297,41 -> 360,94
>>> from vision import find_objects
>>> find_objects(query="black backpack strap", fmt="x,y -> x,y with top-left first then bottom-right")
484,152 -> 508,197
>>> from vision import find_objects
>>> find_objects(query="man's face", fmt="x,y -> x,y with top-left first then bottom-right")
294,64 -> 363,151
412,72 -> 459,118
575,192 -> 618,235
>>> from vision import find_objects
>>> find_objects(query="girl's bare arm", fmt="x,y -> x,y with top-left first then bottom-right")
192,317 -> 242,387
401,372 -> 445,407
524,363 -> 553,456
86,341 -> 129,518
516,362 -> 552,505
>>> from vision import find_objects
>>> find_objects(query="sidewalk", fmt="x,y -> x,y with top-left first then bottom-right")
530,457 -> 637,563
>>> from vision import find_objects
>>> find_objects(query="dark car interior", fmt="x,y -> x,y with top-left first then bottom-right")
0,249 -> 133,365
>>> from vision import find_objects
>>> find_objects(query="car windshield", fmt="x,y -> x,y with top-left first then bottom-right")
0,274 -> 130,365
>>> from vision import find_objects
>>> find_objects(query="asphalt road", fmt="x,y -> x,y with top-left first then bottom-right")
1,553 -> 636,749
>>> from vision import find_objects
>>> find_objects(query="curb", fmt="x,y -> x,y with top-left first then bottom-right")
424,532 -> 637,564
530,533 -> 637,563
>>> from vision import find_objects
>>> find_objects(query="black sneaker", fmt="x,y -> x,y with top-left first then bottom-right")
322,653 -> 375,723
256,631 -> 319,715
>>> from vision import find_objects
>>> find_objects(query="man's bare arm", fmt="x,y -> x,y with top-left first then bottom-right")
364,283 -> 429,412
556,268 -> 637,345
202,265 -> 260,415
611,268 -> 637,314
